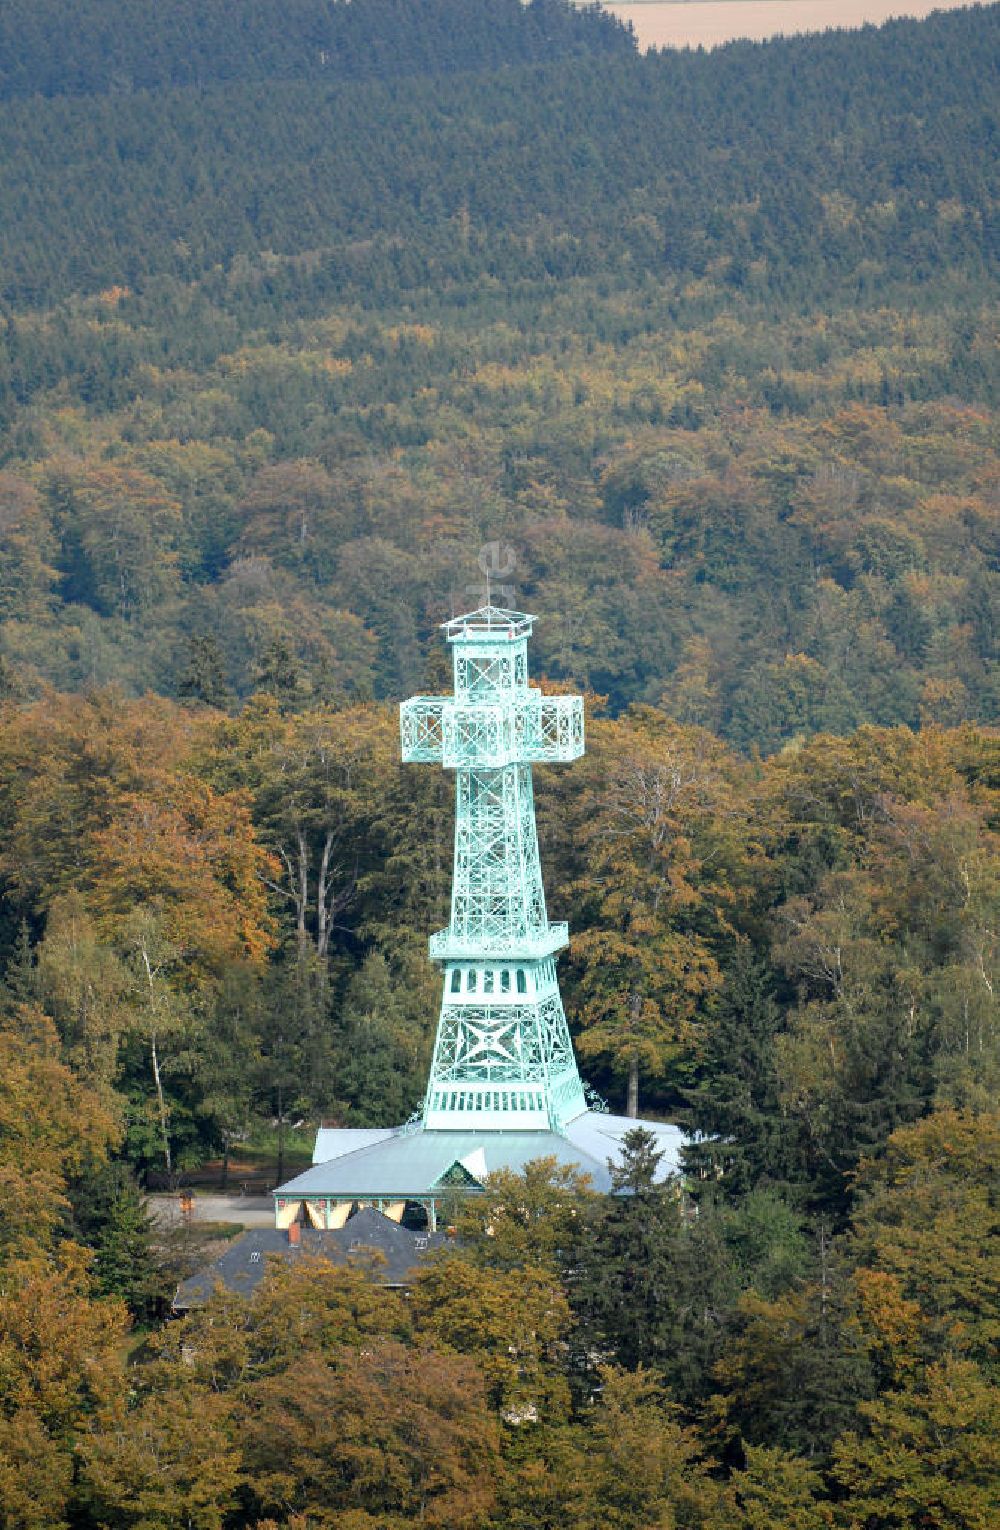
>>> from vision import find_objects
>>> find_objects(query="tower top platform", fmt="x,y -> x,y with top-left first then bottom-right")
441,605 -> 535,641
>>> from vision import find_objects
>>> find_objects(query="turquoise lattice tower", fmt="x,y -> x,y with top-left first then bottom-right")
401,606 -> 588,1132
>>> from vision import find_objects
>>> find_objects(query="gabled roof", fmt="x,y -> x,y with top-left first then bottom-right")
173,1208 -> 448,1309
432,1158 -> 483,1189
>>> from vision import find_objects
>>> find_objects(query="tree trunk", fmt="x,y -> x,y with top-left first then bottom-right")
150,1031 -> 172,1182
316,829 -> 334,957
141,943 -> 173,1183
627,1055 -> 639,1119
221,1135 -> 230,1193
276,1078 -> 285,1187
296,832 -> 309,953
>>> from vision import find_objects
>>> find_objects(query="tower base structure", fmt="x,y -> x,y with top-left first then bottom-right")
273,1111 -> 687,1232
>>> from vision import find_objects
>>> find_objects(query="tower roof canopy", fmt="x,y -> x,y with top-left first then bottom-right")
275,1125 -> 617,1197
442,605 -> 535,641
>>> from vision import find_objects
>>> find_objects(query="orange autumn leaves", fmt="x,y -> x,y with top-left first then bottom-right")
0,689 -> 276,980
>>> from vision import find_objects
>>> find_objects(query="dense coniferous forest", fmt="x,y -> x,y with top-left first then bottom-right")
0,2 -> 997,1526
0,0 -> 631,100
0,4 -> 994,305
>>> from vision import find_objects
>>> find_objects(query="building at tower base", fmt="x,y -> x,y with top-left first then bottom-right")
273,607 -> 687,1231
275,1112 -> 686,1231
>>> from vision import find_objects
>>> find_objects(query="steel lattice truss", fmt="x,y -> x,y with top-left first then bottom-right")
401,607 -> 587,1132
400,692 -> 583,769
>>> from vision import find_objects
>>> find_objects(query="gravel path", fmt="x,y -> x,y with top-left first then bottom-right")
147,1193 -> 274,1227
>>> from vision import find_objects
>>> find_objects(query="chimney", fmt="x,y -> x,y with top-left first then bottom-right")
288,1220 -> 301,1246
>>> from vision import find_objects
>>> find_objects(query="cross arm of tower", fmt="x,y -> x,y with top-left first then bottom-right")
400,692 -> 583,767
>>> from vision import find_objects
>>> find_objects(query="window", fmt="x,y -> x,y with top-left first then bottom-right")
516,969 -> 527,993
465,969 -> 476,993
483,970 -> 494,994
501,970 -> 511,993
450,969 -> 461,993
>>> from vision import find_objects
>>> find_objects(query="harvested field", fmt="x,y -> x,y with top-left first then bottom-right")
600,0 -> 977,51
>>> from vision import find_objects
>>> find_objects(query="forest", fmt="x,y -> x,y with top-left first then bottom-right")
0,1 -> 997,1527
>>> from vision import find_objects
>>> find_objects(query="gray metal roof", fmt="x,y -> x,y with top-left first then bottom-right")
173,1208 -> 449,1309
312,1127 -> 395,1165
275,1122 -> 618,1198
562,1112 -> 686,1183
276,1112 -> 690,1202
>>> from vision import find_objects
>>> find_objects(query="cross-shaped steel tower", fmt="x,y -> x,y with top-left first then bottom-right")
401,606 -> 588,1131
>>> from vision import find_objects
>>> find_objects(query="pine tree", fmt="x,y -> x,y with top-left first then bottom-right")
568,1129 -> 684,1382
177,633 -> 232,710
683,940 -> 804,1195
1,919 -> 36,1008
335,951 -> 426,1126
82,1162 -> 162,1319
